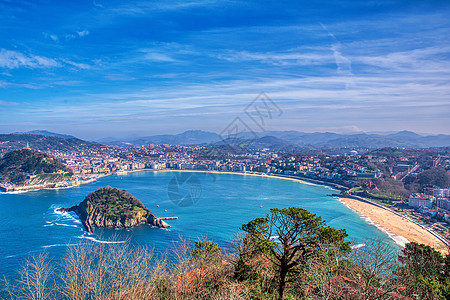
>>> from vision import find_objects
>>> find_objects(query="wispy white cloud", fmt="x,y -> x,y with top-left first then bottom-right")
65,30 -> 89,40
51,80 -> 83,86
217,49 -> 333,66
104,73 -> 135,81
353,46 -> 450,72
330,44 -> 352,76
77,29 -> 89,37
93,1 -> 104,9
40,70 -> 450,118
43,32 -> 59,42
107,1 -> 223,16
16,67 -> 450,137
320,22 -> 353,88
65,33 -> 76,40
0,100 -> 19,106
0,49 -> 60,69
311,125 -> 363,134
0,49 -> 92,71
141,51 -> 177,62
62,59 -> 91,69
2,3 -> 450,137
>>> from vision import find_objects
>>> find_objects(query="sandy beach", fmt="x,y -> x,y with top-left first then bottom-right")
148,169 -> 325,186
340,197 -> 448,254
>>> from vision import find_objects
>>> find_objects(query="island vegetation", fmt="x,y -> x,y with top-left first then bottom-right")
58,186 -> 169,233
4,207 -> 450,299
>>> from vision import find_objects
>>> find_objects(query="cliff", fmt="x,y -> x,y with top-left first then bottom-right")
59,186 -> 169,233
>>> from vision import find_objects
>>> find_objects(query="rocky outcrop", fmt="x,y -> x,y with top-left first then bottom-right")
58,186 -> 169,233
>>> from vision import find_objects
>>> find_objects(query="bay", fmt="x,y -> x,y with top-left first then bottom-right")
0,171 -> 396,279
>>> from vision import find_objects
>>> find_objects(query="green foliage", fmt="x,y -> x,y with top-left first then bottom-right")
369,177 -> 410,200
5,214 -> 450,300
241,218 -> 277,254
316,226 -> 351,253
0,134 -> 101,154
240,207 -> 350,300
396,242 -> 449,299
192,240 -> 222,263
368,147 -> 405,158
0,149 -> 71,185
81,186 -> 148,221
418,167 -> 450,188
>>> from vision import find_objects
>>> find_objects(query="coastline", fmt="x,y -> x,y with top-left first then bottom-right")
4,168 -> 447,254
1,168 -> 340,194
0,174 -> 108,193
340,197 -> 449,254
148,169 -> 341,190
150,170 -> 449,253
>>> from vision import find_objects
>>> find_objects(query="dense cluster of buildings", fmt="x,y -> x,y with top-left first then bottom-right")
408,189 -> 450,221
4,143 -> 447,222
43,144 -> 449,187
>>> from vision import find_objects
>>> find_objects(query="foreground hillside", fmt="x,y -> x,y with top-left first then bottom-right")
0,148 -> 72,185
59,186 -> 169,233
4,207 -> 449,299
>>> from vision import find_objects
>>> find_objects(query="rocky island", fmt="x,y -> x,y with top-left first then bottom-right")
58,186 -> 169,233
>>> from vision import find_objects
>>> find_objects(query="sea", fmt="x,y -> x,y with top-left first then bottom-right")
0,171 -> 399,280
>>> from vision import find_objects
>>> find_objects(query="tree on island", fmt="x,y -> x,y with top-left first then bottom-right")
240,207 -> 350,300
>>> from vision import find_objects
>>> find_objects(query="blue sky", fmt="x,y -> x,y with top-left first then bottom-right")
0,0 -> 449,140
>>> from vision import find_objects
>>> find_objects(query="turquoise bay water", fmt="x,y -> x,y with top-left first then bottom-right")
0,171 -> 395,279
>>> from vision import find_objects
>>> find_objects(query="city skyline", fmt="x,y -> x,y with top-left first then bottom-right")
1,1 -> 450,140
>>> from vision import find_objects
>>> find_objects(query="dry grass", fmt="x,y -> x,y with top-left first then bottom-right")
3,237 -> 442,300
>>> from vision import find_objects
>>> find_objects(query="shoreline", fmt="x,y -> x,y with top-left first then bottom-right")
148,170 -> 449,253
1,169 -> 341,194
340,197 -> 448,254
4,168 -> 447,253
0,174 -> 108,193
147,169 -> 341,190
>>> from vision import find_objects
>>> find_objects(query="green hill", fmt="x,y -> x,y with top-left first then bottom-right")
0,133 -> 102,156
0,148 -> 72,185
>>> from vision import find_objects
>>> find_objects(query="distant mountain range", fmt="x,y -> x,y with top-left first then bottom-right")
101,130 -> 450,149
1,130 -> 449,152
124,130 -> 221,146
14,130 -> 76,140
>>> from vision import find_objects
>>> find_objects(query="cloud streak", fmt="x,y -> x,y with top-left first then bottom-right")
0,49 -> 60,69
77,30 -> 89,37
0,100 -> 19,106
0,49 -> 91,70
1,1 -> 449,137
